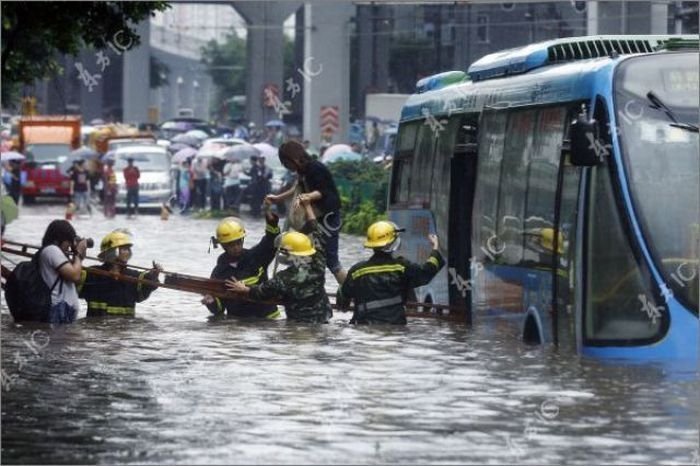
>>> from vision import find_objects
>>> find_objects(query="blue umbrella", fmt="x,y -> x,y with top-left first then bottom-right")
265,119 -> 286,128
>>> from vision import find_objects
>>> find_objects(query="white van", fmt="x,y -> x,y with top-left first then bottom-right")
113,145 -> 172,210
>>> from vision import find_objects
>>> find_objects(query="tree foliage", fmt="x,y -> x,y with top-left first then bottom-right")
200,33 -> 247,106
1,1 -> 170,104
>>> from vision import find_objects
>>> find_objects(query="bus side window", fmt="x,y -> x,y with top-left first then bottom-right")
523,106 -> 568,266
473,111 -> 507,263
390,122 -> 419,205
497,109 -> 536,265
410,124 -> 438,206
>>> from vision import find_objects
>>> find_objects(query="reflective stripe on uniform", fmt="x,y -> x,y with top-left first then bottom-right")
77,270 -> 88,293
427,256 -> 439,268
266,224 -> 281,235
356,295 -> 403,312
88,301 -> 135,315
214,297 -> 224,313
265,307 -> 282,319
351,264 -> 405,280
137,270 -> 148,296
242,267 -> 265,286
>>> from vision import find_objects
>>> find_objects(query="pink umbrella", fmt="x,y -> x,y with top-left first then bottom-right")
172,147 -> 197,163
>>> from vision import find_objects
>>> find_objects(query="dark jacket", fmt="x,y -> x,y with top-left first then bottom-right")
249,220 -> 332,323
338,249 -> 445,324
78,265 -> 159,317
207,219 -> 281,318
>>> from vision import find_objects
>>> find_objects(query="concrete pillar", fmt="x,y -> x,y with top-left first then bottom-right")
587,1 -> 666,35
232,1 -> 301,128
650,1 -> 669,33
302,2 -> 355,146
123,20 -> 151,125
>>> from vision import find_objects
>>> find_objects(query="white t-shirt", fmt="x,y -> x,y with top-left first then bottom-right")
223,162 -> 241,187
39,245 -> 81,312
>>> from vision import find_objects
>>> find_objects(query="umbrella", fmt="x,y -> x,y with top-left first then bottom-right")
265,119 -> 286,128
195,146 -> 227,161
185,129 -> 210,140
172,147 -> 197,164
252,142 -> 278,160
167,142 -> 191,154
171,134 -> 201,147
323,150 -> 362,164
70,146 -> 99,160
224,144 -> 260,162
322,144 -> 353,160
0,151 -> 25,162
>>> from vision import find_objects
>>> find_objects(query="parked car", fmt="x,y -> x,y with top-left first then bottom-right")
113,145 -> 172,210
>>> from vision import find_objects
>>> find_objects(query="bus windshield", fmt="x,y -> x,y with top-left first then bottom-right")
615,52 -> 699,313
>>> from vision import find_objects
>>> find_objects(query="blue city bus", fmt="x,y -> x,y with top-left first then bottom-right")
389,36 -> 698,362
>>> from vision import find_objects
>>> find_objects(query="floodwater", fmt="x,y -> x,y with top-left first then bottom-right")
2,205 -> 698,464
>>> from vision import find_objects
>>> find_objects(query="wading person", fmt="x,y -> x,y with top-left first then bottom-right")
337,221 -> 445,325
265,140 -> 346,284
201,210 -> 281,319
39,220 -> 90,323
102,158 -> 117,218
123,158 -> 140,218
69,159 -> 91,216
226,196 -> 332,324
78,229 -> 161,317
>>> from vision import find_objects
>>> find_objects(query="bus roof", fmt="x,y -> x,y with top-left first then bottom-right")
467,35 -> 695,82
400,35 -> 697,122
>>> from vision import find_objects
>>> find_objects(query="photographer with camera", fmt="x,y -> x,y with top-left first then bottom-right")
37,219 -> 93,324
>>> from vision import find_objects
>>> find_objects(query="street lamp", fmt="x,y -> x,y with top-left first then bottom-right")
176,76 -> 184,113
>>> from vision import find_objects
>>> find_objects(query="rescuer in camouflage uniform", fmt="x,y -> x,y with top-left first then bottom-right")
337,221 -> 445,325
201,211 -> 281,319
78,229 -> 161,317
225,197 -> 332,323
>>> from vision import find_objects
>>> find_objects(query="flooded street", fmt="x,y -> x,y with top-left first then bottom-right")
2,205 -> 698,464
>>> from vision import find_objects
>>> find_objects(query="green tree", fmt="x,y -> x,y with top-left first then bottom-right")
2,1 -> 170,105
200,33 -> 247,108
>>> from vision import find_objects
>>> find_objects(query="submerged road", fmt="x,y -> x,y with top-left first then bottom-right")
1,205 -> 698,464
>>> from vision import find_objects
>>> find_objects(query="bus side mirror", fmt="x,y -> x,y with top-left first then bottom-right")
570,114 -> 603,167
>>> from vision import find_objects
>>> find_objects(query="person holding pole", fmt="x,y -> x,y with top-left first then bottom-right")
77,229 -> 162,317
201,210 -> 281,319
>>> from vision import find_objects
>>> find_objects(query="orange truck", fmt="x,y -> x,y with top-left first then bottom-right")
19,116 -> 81,203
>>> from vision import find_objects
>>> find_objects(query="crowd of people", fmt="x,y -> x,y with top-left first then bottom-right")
173,154 -> 275,216
4,141 -> 445,326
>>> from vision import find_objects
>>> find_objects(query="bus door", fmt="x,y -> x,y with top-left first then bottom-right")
447,116 -> 479,325
552,108 -> 582,348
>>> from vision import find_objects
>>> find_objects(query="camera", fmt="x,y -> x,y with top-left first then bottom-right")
77,237 -> 95,248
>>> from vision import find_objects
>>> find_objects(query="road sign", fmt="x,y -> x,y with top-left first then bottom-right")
320,106 -> 339,136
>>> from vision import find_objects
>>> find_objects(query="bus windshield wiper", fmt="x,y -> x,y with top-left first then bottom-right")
646,91 -> 699,132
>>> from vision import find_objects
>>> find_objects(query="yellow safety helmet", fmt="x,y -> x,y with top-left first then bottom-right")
278,231 -> 316,256
364,221 -> 404,248
98,229 -> 133,260
539,228 -> 564,254
215,217 -> 246,244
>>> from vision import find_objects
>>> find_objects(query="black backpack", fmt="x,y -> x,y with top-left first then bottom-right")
5,251 -> 62,322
